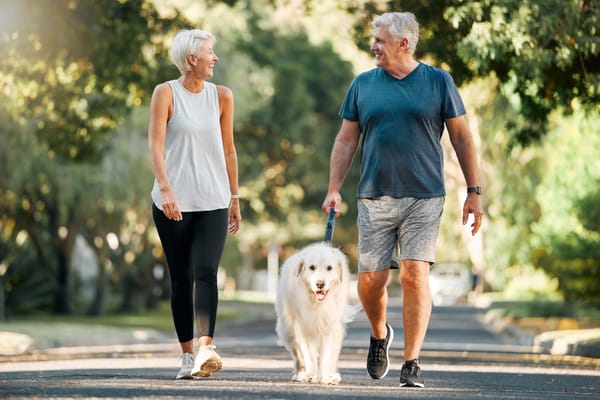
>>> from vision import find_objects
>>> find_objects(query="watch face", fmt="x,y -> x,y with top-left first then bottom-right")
468,187 -> 481,194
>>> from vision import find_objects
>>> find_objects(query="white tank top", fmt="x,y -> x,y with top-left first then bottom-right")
151,80 -> 230,212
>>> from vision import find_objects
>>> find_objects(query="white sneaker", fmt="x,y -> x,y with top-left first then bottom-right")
191,344 -> 223,377
175,353 -> 195,380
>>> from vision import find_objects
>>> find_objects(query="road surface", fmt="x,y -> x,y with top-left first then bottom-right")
1,298 -> 598,399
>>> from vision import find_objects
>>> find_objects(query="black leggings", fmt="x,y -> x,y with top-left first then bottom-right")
152,203 -> 228,343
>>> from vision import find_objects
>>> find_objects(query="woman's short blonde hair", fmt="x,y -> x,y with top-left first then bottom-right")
170,29 -> 216,74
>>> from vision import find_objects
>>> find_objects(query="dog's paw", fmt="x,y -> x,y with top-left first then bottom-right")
292,371 -> 310,383
293,371 -> 318,383
321,373 -> 342,385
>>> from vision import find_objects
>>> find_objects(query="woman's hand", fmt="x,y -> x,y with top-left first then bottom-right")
161,189 -> 182,221
228,199 -> 241,234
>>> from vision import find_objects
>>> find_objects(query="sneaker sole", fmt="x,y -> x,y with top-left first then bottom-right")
400,381 -> 425,388
175,373 -> 194,380
192,359 -> 223,378
368,324 -> 394,379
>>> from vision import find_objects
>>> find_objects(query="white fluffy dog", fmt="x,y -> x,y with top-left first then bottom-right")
275,241 -> 356,385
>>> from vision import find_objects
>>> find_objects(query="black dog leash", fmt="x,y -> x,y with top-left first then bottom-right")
324,208 -> 336,242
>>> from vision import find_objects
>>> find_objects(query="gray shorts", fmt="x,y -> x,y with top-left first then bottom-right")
357,196 -> 444,272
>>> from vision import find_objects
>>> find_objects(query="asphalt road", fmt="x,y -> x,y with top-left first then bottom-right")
1,298 -> 599,399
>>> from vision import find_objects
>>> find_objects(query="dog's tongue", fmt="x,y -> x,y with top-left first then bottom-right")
315,290 -> 326,301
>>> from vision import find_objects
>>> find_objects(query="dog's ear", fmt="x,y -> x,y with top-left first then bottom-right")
337,260 -> 345,282
296,260 -> 304,277
336,252 -> 349,282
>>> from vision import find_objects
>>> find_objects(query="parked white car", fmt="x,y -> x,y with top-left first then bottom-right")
429,263 -> 472,305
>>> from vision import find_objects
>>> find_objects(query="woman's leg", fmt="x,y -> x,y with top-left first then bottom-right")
190,208 -> 229,346
152,204 -> 195,350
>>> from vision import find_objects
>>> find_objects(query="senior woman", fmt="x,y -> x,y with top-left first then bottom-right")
148,28 -> 241,380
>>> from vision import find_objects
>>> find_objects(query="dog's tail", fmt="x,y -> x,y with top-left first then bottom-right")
343,303 -> 363,324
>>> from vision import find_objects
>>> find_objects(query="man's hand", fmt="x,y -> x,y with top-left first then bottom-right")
321,192 -> 342,217
462,194 -> 483,235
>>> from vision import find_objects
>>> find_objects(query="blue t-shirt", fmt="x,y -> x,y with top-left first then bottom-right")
339,63 -> 466,199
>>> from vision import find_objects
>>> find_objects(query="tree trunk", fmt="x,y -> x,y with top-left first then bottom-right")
87,257 -> 108,316
53,232 -> 78,314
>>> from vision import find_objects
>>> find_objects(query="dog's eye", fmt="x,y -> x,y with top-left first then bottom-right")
309,265 -> 316,271
327,265 -> 333,271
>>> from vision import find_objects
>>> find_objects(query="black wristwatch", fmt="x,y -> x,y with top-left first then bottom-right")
467,186 -> 481,195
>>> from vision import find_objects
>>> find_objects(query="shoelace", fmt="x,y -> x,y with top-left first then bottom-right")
403,360 -> 420,376
180,353 -> 194,365
369,339 -> 387,363
199,344 -> 217,352
179,353 -> 194,361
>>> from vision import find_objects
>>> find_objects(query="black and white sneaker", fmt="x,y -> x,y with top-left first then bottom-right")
400,358 -> 425,387
366,323 -> 394,379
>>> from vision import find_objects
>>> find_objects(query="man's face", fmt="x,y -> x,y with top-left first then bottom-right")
370,26 -> 399,70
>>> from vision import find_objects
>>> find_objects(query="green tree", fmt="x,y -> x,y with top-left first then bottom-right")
83,110 -> 169,315
0,110 -> 56,317
239,16 -> 355,222
531,112 -> 600,306
0,0 -> 183,313
0,0 -> 181,161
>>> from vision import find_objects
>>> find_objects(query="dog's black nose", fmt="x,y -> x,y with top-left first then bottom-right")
316,281 -> 325,289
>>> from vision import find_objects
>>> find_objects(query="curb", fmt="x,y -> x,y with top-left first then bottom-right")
533,329 -> 600,358
0,342 -> 179,363
0,302 -> 277,363
481,308 -> 536,346
482,309 -> 600,359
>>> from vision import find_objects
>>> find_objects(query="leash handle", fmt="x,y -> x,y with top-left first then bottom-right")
324,208 -> 336,241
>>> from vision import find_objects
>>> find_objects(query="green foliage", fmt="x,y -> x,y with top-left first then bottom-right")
575,183 -> 600,233
239,24 -> 354,216
530,112 -> 600,303
487,299 -> 597,319
451,0 -> 599,146
534,238 -> 600,304
2,245 -> 55,316
0,0 -> 185,314
80,111 -> 169,315
0,0 -> 182,161
535,192 -> 600,303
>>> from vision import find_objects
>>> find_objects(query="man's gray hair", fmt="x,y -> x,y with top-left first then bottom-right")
170,29 -> 216,74
373,12 -> 419,54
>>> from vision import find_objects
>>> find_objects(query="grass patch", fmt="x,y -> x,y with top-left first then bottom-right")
4,299 -> 248,332
488,299 -> 600,321
219,290 -> 275,304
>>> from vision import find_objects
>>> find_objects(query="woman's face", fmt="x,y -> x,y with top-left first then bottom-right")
190,40 -> 219,78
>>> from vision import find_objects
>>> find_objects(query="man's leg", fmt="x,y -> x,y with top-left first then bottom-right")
396,197 -> 441,388
356,197 -> 398,379
358,269 -> 390,339
399,259 -> 432,361
359,269 -> 395,379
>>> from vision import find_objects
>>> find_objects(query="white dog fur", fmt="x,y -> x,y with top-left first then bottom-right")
275,241 -> 357,385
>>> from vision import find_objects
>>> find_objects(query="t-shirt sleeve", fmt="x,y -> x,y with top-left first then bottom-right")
440,71 -> 466,119
338,77 -> 359,121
